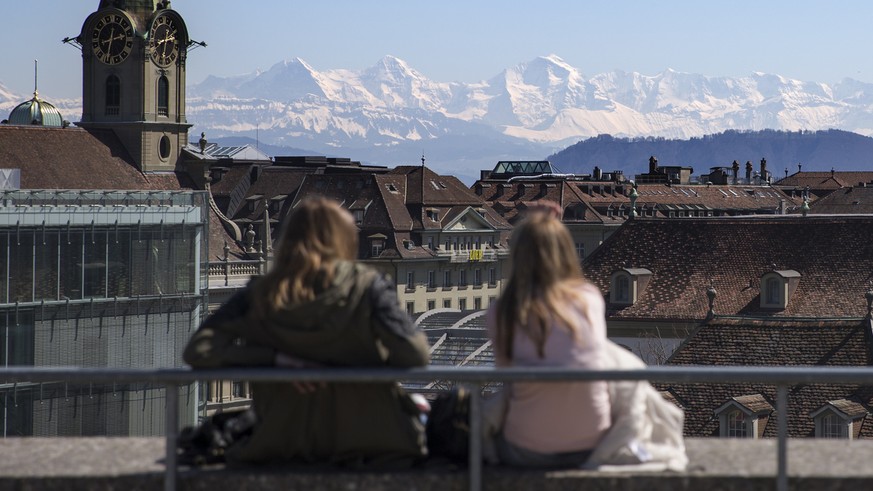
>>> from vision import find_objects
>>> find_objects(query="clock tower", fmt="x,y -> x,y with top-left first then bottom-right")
76,0 -> 191,172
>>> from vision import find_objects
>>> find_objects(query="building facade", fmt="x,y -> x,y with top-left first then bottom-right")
0,190 -> 207,436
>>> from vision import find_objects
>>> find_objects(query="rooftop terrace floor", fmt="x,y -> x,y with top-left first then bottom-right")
1,437 -> 872,490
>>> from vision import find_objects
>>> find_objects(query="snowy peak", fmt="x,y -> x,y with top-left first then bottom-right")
182,54 -> 873,150
366,55 -> 418,83
0,82 -> 23,107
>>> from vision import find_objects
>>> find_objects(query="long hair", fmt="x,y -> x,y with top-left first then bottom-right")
251,197 -> 358,316
495,214 -> 587,360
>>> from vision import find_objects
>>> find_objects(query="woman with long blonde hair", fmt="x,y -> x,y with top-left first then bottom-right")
487,211 -> 611,468
184,197 -> 430,467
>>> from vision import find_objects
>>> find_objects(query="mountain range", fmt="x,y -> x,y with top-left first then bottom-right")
4,54 -> 873,179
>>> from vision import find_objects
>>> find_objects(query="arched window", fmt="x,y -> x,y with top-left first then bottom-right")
105,75 -> 120,115
157,76 -> 169,116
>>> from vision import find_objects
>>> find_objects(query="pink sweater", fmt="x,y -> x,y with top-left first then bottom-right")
486,283 -> 611,454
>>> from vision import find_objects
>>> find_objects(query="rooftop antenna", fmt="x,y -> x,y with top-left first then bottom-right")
420,153 -> 426,205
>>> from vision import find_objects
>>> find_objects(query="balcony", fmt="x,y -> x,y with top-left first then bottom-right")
3,365 -> 873,491
207,259 -> 264,288
437,249 -> 501,263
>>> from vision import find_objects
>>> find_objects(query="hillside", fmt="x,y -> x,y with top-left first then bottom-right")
548,129 -> 873,177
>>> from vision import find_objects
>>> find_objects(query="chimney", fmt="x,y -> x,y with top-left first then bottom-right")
649,156 -> 658,174
798,163 -> 802,173
759,157 -> 767,183
745,161 -> 753,184
593,166 -> 602,181
731,160 -> 740,185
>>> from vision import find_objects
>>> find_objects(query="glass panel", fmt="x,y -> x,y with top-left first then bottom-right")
108,229 -> 131,298
84,229 -> 107,298
0,388 -> 33,436
131,229 -> 169,296
1,310 -> 34,367
34,231 -> 58,301
171,228 -> 195,294
0,233 -> 8,304
59,229 -> 84,301
9,231 -> 34,303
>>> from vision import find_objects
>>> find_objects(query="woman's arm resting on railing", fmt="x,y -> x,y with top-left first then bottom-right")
183,289 -> 276,368
369,274 -> 430,367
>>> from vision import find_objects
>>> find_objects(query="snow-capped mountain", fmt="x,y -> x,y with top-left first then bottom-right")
6,54 -> 873,175
185,54 -> 873,150
0,81 -> 82,123
0,82 -> 21,112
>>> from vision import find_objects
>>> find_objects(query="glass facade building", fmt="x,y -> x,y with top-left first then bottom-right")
0,190 -> 208,437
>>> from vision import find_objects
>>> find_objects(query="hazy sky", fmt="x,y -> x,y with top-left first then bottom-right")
3,0 -> 872,99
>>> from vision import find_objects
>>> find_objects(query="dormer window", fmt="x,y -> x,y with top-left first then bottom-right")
725,409 -> 747,437
426,208 -> 440,221
810,400 -> 869,439
715,394 -> 774,439
353,209 -> 364,225
616,275 -> 630,302
609,268 -> 652,305
368,233 -> 387,258
759,270 -> 801,309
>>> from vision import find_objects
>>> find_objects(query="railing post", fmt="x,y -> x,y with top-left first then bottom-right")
468,383 -> 482,491
776,384 -> 788,491
165,384 -> 179,491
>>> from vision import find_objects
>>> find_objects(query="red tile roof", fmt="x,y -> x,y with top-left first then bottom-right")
807,186 -> 873,214
776,171 -> 873,190
583,216 -> 873,321
0,126 -> 184,190
664,318 -> 873,438
474,178 -> 605,224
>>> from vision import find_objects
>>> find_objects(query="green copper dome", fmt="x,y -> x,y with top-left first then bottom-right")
8,92 -> 64,127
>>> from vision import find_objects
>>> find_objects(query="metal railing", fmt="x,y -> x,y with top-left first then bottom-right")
4,365 -> 873,491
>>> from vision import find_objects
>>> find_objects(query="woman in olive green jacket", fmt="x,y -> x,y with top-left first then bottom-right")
184,198 -> 430,468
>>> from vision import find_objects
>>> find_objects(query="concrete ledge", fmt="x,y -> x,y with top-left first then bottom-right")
1,438 -> 872,490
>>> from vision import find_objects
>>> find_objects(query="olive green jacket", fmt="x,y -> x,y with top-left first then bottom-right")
183,261 -> 430,467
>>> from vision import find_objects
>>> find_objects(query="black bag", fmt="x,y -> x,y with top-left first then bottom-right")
177,408 -> 257,466
425,387 -> 470,462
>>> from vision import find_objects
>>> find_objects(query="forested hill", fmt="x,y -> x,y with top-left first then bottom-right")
547,130 -> 873,177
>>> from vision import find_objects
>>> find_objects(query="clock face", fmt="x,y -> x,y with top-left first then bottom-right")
149,15 -> 179,67
91,13 -> 134,65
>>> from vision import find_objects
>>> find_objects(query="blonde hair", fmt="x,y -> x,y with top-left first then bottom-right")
251,197 -> 358,316
495,214 -> 587,360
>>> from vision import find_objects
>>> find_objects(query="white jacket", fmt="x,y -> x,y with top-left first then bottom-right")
585,341 -> 688,471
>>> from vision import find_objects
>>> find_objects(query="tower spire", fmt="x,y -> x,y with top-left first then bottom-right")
33,59 -> 38,98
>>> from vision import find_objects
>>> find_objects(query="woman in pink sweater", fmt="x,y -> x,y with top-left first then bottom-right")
486,213 -> 611,468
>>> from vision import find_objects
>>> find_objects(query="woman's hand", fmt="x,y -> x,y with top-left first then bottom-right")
275,352 -> 326,394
